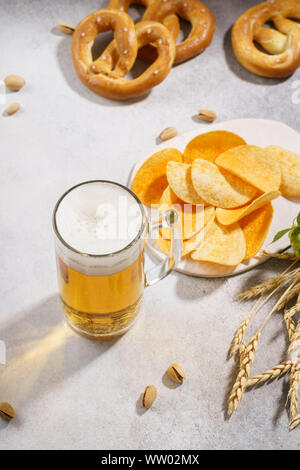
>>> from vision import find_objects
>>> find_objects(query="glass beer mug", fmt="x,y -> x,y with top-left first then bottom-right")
53,180 -> 182,338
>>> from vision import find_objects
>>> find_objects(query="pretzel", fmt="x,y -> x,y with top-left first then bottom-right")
108,0 -> 180,60
108,0 -> 180,42
232,0 -> 300,78
142,0 -> 215,63
72,9 -> 176,100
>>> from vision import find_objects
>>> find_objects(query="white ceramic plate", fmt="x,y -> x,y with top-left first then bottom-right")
129,119 -> 300,278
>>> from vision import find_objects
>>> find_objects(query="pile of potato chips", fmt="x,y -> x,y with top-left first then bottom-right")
132,131 -> 300,267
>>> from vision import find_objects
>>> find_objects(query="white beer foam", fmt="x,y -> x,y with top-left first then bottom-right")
54,182 -> 145,276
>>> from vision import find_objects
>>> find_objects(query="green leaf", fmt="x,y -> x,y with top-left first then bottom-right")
272,228 -> 291,243
297,212 -> 300,226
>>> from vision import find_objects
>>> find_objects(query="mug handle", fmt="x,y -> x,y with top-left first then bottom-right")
145,209 -> 182,287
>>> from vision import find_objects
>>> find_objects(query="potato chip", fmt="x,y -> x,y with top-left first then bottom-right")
191,158 -> 257,209
183,216 -> 215,256
191,219 -> 246,266
132,148 -> 183,206
159,186 -> 215,239
160,185 -> 181,206
184,130 -> 246,164
156,216 -> 215,257
240,203 -> 273,260
166,161 -> 204,204
265,146 -> 300,198
216,191 -> 280,226
216,145 -> 281,193
156,235 -> 173,255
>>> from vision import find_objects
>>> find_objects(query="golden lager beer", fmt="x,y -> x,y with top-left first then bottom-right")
53,181 -> 181,338
56,252 -> 144,337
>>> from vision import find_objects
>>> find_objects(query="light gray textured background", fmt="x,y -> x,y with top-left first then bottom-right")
0,0 -> 300,450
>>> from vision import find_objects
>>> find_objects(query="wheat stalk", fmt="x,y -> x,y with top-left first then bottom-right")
228,278 -> 299,416
263,250 -> 298,261
254,278 -> 300,337
290,412 -> 300,431
238,263 -> 299,301
284,292 -> 300,319
228,297 -> 261,359
246,361 -> 295,388
228,317 -> 249,359
288,362 -> 300,419
230,284 -> 283,359
276,281 -> 300,311
228,332 -> 261,415
238,275 -> 288,300
285,291 -> 300,423
230,274 -> 296,359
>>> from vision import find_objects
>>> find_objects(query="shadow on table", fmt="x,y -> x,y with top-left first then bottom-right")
0,295 -> 118,419
174,270 -> 225,301
236,257 -> 294,296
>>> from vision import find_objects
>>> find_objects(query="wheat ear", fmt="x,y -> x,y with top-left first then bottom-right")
276,280 -> 300,311
230,276 -> 295,359
284,308 -> 296,342
228,332 -> 261,415
238,275 -> 287,300
263,250 -> 298,261
228,279 -> 299,415
288,362 -> 300,419
228,297 -> 261,359
288,321 -> 300,355
238,262 -> 299,300
246,361 -> 295,388
290,412 -> 300,431
284,292 -> 300,319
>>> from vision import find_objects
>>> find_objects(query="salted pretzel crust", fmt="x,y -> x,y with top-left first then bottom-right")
143,0 -> 215,63
108,0 -> 180,41
108,0 -> 180,61
232,0 -> 300,78
72,9 -> 176,100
